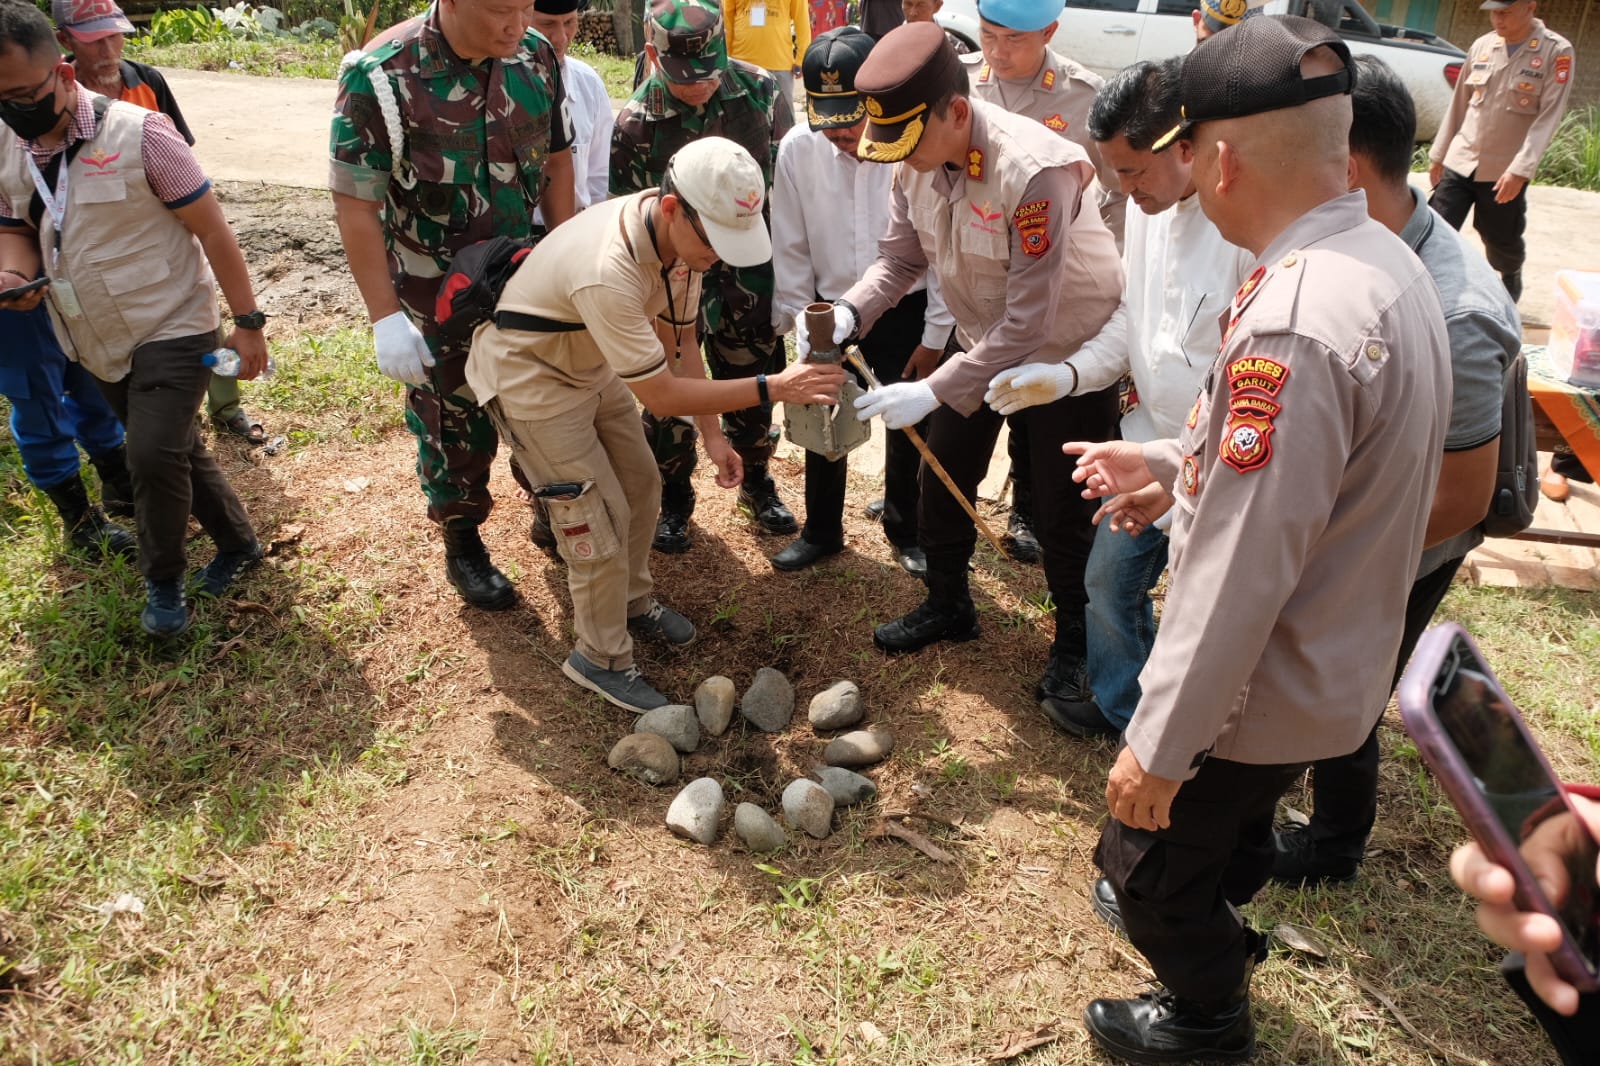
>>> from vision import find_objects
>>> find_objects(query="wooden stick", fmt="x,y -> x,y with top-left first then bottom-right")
843,345 -> 1010,558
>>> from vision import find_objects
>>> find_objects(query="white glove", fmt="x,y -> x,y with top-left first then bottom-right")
795,302 -> 855,361
984,362 -> 1078,416
853,380 -> 939,430
373,310 -> 435,384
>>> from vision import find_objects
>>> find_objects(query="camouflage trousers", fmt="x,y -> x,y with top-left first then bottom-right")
644,329 -> 785,513
404,340 -> 499,526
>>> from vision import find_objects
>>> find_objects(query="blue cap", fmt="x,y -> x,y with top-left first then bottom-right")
977,0 -> 1066,32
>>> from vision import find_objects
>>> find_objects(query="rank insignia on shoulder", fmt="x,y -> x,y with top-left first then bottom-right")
1528,35 -> 1541,50
1013,199 -> 1052,259
1227,355 -> 1289,398
1044,113 -> 1067,132
1185,396 -> 1200,430
1232,265 -> 1266,313
967,147 -> 985,181
1220,411 -> 1275,474
978,63 -> 991,84
1041,69 -> 1056,90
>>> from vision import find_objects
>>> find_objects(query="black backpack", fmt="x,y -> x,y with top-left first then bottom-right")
434,237 -> 587,344
1482,350 -> 1540,538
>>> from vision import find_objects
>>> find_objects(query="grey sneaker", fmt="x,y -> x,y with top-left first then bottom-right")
627,600 -> 696,647
561,651 -> 669,714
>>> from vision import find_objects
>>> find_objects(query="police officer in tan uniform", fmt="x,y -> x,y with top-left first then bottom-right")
809,22 -> 1121,715
1064,18 -> 1452,1061
1428,0 -> 1573,302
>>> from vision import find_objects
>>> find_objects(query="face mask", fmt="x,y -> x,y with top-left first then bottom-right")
0,81 -> 64,141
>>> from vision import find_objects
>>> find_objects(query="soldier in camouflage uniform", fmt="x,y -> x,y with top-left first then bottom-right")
330,0 -> 575,609
611,0 -> 796,554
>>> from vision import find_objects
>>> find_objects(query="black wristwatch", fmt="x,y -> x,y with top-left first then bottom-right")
233,310 -> 268,331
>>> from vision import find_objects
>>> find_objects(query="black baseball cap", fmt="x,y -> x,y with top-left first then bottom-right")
1152,14 -> 1354,151
802,27 -> 875,130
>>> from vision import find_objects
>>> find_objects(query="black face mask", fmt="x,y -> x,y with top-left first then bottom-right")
0,82 -> 65,141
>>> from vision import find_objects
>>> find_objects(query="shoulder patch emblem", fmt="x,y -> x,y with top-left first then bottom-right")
1043,113 -> 1067,132
1185,396 -> 1200,430
1229,392 -> 1281,419
1555,55 -> 1571,83
1181,455 -> 1199,496
1041,69 -> 1056,90
1227,355 -> 1289,398
1220,411 -> 1275,474
1012,199 -> 1051,258
967,147 -> 985,181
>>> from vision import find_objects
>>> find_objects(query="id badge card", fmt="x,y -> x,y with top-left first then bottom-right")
750,2 -> 766,26
50,279 -> 83,318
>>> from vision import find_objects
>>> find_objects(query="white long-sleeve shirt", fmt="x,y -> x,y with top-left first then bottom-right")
1070,191 -> 1254,443
536,55 -> 612,225
769,125 -> 954,350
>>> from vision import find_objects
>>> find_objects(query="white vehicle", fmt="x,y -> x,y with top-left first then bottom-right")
937,0 -> 1466,141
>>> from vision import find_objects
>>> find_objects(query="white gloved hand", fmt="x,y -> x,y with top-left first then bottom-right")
795,302 -> 856,361
373,310 -> 436,385
853,380 -> 939,430
983,362 -> 1077,416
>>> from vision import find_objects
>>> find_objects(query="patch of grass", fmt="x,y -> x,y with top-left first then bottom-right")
571,41 -> 638,100
127,36 -> 344,79
260,327 -> 406,447
1539,105 -> 1600,192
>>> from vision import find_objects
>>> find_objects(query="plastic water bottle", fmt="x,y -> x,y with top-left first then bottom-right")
202,348 -> 274,378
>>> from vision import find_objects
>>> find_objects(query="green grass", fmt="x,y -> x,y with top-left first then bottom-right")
1539,105 -> 1600,192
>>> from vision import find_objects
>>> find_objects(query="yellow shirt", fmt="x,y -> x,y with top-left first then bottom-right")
724,0 -> 810,73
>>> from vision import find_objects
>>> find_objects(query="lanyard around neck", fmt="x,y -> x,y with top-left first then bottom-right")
24,151 -> 68,233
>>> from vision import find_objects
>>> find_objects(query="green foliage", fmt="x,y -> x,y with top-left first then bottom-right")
1540,106 -> 1600,193
145,6 -> 227,45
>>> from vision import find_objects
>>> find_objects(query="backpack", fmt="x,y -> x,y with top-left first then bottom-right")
1482,350 -> 1540,538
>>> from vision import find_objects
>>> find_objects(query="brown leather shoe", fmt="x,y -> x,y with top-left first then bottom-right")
1541,468 -> 1571,503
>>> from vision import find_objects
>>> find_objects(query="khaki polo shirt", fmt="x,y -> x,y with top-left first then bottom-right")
465,191 -> 700,422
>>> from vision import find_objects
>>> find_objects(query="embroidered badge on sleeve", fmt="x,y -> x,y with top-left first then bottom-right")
1555,55 -> 1571,84
1219,411 -> 1275,473
1012,199 -> 1051,259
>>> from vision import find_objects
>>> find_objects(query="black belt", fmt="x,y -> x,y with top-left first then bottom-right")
494,310 -> 587,333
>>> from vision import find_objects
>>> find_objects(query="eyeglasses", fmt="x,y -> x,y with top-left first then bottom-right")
679,202 -> 712,249
0,66 -> 58,105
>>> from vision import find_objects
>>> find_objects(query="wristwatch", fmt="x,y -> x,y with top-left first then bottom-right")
233,310 -> 268,331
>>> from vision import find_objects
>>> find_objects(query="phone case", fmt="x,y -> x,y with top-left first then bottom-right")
1398,623 -> 1600,992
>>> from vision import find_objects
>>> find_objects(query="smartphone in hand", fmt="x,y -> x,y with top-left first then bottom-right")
0,276 -> 48,304
1398,623 -> 1600,992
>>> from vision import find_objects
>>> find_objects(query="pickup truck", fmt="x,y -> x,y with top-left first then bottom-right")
936,0 -> 1465,140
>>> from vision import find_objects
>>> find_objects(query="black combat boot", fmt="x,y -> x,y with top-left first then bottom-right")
1004,475 -> 1042,564
1038,623 -> 1118,737
1084,929 -> 1267,1064
88,444 -> 135,518
873,566 -> 979,654
43,475 -> 136,558
737,468 -> 798,535
442,519 -> 516,610
653,483 -> 695,554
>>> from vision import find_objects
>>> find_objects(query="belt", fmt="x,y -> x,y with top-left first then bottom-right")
494,310 -> 587,333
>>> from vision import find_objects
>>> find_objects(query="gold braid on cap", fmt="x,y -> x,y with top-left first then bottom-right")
807,94 -> 865,126
860,114 -> 925,161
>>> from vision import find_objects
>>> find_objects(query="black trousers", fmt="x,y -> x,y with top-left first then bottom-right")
920,382 -> 1118,631
96,330 -> 255,581
1095,757 -> 1309,1003
1429,168 -> 1527,300
1302,554 -> 1465,859
802,290 -> 929,550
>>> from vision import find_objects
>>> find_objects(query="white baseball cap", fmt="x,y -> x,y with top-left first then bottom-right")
665,137 -> 772,269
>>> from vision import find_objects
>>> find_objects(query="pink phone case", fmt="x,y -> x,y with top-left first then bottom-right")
1398,623 -> 1600,992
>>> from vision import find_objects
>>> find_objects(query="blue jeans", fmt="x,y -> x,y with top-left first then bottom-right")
0,304 -> 124,490
1083,517 -> 1169,730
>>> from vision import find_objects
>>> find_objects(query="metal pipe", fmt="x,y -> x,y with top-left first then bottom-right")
842,344 -> 1010,559
804,302 -> 842,365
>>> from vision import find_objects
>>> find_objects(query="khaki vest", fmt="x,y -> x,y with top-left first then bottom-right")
902,103 -> 1121,365
0,98 -> 216,382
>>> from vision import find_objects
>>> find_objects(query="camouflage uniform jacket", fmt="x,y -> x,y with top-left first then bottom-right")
329,5 -> 572,346
610,60 -> 792,343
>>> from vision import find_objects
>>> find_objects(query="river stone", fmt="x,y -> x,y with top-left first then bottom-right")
694,675 -> 737,736
823,728 -> 895,768
740,667 -> 794,733
813,766 -> 877,807
782,778 -> 835,839
635,704 -> 699,753
606,733 -> 679,786
733,803 -> 787,852
666,777 -> 724,845
807,680 -> 864,731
